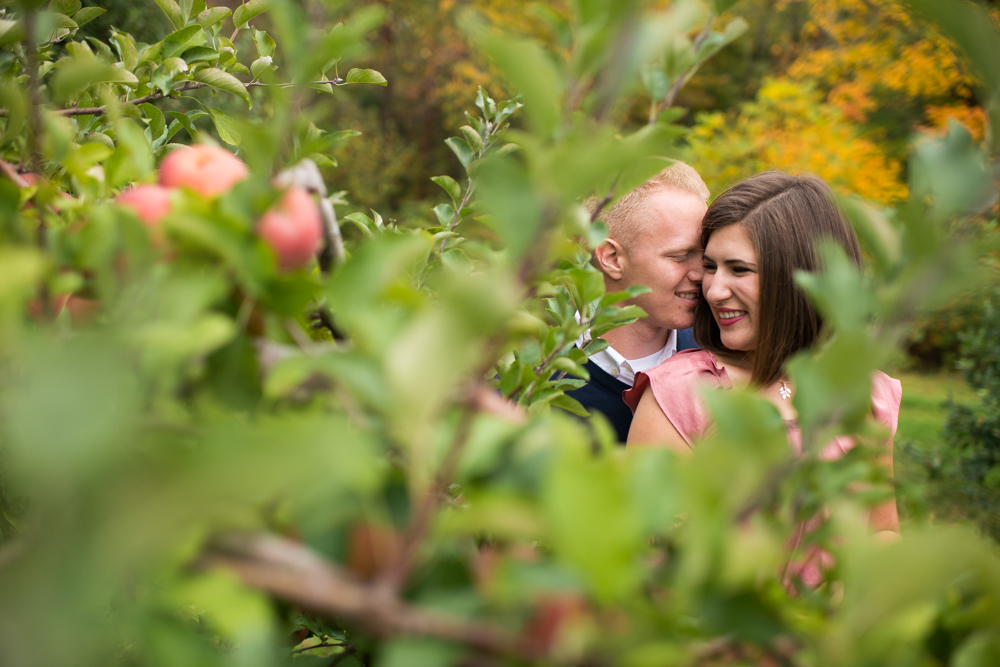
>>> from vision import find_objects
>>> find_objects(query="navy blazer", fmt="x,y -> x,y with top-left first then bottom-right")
566,328 -> 698,442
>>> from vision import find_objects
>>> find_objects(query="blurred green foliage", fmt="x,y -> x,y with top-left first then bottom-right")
939,286 -> 1000,541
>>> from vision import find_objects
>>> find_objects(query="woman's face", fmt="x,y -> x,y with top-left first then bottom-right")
702,223 -> 760,352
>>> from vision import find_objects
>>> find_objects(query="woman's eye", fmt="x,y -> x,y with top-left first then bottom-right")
702,263 -> 716,273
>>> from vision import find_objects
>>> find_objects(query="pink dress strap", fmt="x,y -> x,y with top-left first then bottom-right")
623,349 -> 732,447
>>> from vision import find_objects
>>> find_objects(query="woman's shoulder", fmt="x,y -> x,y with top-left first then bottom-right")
623,348 -> 730,416
645,348 -> 731,386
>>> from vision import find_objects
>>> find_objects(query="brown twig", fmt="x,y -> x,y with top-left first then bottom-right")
589,176 -> 620,223
22,9 -> 44,174
650,13 -> 716,123
198,532 -> 534,660
0,159 -> 29,188
381,400 -> 479,592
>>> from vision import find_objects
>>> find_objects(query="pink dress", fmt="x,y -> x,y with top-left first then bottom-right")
623,348 -> 903,587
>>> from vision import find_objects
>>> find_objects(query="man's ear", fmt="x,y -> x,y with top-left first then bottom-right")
594,238 -> 626,280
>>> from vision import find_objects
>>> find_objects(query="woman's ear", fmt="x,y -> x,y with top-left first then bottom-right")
594,239 -> 626,280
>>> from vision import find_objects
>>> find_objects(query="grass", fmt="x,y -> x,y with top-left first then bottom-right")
891,368 -> 993,534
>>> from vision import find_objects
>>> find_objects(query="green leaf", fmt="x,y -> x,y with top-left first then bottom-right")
86,37 -> 115,62
106,118 -> 154,186
178,0 -> 195,24
550,393 -> 589,416
641,62 -> 670,101
52,58 -> 139,100
168,110 -> 208,139
141,103 -> 167,143
430,175 -> 462,204
694,17 -> 749,66
182,46 -> 219,65
444,137 -> 473,170
51,0 -> 82,16
910,121 -> 994,220
582,337 -> 609,356
192,68 -> 252,108
151,0 -> 185,30
205,106 -> 242,145
197,6 -> 231,29
162,25 -> 207,59
110,31 -> 138,70
433,203 -> 455,226
469,26 -> 562,136
475,86 -> 497,118
250,56 -> 274,80
344,68 -> 387,86
253,29 -> 275,58
71,7 -> 106,28
459,125 -> 483,152
233,0 -> 273,31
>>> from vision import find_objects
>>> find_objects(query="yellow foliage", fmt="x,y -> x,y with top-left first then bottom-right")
685,79 -> 908,204
922,104 -> 987,142
787,0 -> 977,121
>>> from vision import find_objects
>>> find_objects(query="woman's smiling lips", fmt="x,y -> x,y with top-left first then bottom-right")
715,307 -> 747,326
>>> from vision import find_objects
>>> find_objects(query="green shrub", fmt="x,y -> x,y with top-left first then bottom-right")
942,285 -> 1000,539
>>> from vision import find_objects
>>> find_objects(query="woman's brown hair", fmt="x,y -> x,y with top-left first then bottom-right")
693,171 -> 863,387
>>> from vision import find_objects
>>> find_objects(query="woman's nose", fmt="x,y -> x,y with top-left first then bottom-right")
704,275 -> 729,303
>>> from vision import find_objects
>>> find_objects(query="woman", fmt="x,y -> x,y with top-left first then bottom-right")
624,171 -> 900,541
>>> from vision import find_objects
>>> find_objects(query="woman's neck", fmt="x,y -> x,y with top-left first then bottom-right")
715,351 -> 753,387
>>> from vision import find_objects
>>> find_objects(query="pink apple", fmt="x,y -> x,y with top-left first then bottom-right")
158,144 -> 249,198
117,184 -> 172,228
257,187 -> 323,271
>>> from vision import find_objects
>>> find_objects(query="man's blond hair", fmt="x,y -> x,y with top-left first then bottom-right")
589,161 -> 710,252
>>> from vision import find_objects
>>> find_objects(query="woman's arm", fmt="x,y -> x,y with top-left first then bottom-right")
626,387 -> 692,455
868,444 -> 900,539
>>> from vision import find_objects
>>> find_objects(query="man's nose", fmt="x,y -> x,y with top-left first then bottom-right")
687,262 -> 704,282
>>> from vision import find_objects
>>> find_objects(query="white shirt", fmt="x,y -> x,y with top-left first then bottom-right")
587,329 -> 677,387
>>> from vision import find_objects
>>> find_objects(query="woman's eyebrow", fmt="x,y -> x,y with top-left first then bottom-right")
722,258 -> 757,268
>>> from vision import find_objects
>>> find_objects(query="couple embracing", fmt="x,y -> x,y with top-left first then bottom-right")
569,163 -> 900,541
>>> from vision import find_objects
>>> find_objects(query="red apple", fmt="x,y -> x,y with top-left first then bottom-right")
256,186 -> 323,271
27,294 -> 99,325
158,144 -> 249,198
117,184 -> 172,228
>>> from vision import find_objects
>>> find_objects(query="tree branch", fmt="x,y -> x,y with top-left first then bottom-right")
652,13 -> 715,122
197,533 -> 536,661
0,158 -> 29,188
22,9 -> 44,174
589,175 -> 620,223
381,395 -> 479,592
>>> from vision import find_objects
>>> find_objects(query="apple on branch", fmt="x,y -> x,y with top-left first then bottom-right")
257,186 -> 324,272
159,144 -> 249,198
117,184 -> 172,226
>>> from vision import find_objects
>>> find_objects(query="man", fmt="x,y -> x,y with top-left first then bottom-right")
568,162 -> 710,442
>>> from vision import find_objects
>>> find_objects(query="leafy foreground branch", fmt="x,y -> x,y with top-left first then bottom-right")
198,533 -> 537,662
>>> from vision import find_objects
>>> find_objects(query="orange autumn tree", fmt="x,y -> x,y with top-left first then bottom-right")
685,77 -> 908,202
686,0 -> 985,205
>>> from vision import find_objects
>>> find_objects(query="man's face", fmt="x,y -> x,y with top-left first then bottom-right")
620,188 -> 707,331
